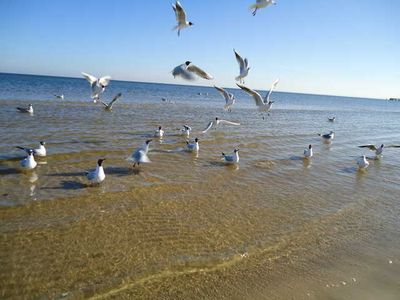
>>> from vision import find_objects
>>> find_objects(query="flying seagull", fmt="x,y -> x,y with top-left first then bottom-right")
249,0 -> 277,16
172,1 -> 193,36
16,141 -> 46,157
214,85 -> 235,112
234,49 -> 250,84
86,159 -> 106,184
172,61 -> 213,81
81,72 -> 111,103
16,104 -> 33,114
100,93 -> 122,111
202,117 -> 240,134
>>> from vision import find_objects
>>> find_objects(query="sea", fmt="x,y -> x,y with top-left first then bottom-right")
1,72 -> 400,299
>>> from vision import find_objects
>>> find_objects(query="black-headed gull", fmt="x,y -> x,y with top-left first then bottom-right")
180,125 -> 192,137
20,149 -> 37,170
100,93 -> 122,111
328,117 -> 336,122
17,141 -> 46,157
172,61 -> 213,81
54,94 -> 64,100
358,144 -> 400,158
81,72 -> 111,103
249,0 -> 277,16
186,138 -> 199,152
318,131 -> 335,142
172,1 -> 193,36
16,104 -> 33,114
357,155 -> 369,169
303,144 -> 313,158
214,85 -> 235,112
202,117 -> 240,133
222,149 -> 240,164
127,140 -> 152,167
234,49 -> 250,84
154,126 -> 164,138
86,159 -> 106,184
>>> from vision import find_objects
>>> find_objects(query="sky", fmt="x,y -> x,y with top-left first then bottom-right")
0,0 -> 399,99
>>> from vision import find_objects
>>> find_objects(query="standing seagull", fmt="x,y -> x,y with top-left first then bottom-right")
172,1 -> 193,36
186,138 -> 199,152
202,117 -> 241,133
234,49 -> 250,84
214,85 -> 235,112
16,104 -> 33,114
100,93 -> 122,111
127,140 -> 152,168
222,149 -> 240,164
17,141 -> 46,157
172,61 -> 213,81
20,149 -> 37,170
318,131 -> 335,143
249,0 -> 277,16
303,144 -> 313,158
154,126 -> 164,138
86,159 -> 106,184
180,125 -> 192,137
81,72 -> 111,103
357,155 -> 369,170
54,94 -> 64,100
237,79 -> 279,118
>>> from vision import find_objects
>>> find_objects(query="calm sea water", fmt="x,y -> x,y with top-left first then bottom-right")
1,73 -> 400,299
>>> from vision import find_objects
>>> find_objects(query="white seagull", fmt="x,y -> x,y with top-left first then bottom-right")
222,149 -> 240,164
328,117 -> 336,122
100,93 -> 122,111
16,104 -> 33,114
186,138 -> 199,152
86,159 -> 106,184
249,0 -> 277,16
237,79 -> 279,117
318,131 -> 335,143
357,155 -> 369,170
16,141 -> 46,157
172,1 -> 193,36
54,94 -> 64,100
303,144 -> 313,158
234,49 -> 250,84
214,85 -> 235,112
180,125 -> 192,137
127,140 -> 152,167
154,126 -> 164,138
202,117 -> 241,134
172,61 -> 213,81
81,72 -> 111,103
358,144 -> 400,158
20,149 -> 37,170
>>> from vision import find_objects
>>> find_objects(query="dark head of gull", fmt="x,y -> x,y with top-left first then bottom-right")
188,22 -> 194,26
309,144 -> 312,149
234,149 -> 239,153
145,140 -> 152,145
97,158 -> 106,166
40,141 -> 46,145
185,61 -> 191,66
195,138 -> 199,142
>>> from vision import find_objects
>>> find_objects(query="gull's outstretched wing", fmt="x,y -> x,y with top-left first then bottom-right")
81,72 -> 97,84
265,78 -> 280,101
359,145 -> 377,151
202,121 -> 214,133
217,119 -> 241,126
98,76 -> 111,87
214,85 -> 230,101
108,93 -> 122,108
234,49 -> 246,73
236,83 -> 264,106
174,1 -> 187,24
172,64 -> 196,81
187,63 -> 213,80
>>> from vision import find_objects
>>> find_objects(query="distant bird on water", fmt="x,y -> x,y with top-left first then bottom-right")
127,140 -> 152,167
318,131 -> 335,143
214,85 -> 235,112
81,72 -> 111,103
222,149 -> 240,164
100,93 -> 122,111
154,126 -> 164,138
172,61 -> 213,81
234,49 -> 250,84
249,0 -> 277,16
20,149 -> 37,170
202,117 -> 241,133
303,144 -> 313,158
54,94 -> 64,100
16,104 -> 33,114
86,159 -> 106,184
16,141 -> 46,157
172,1 -> 193,36
328,117 -> 336,122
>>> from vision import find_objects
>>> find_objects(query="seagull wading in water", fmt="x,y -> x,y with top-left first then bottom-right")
127,140 -> 152,168
172,61 -> 213,81
214,85 -> 235,112
16,104 -> 33,114
234,49 -> 250,84
172,1 -> 193,36
318,131 -> 335,143
154,126 -> 164,138
186,138 -> 199,152
180,125 -> 192,137
303,144 -> 313,158
249,0 -> 277,16
17,141 -> 46,157
237,78 -> 279,119
357,155 -> 369,170
20,149 -> 37,170
202,117 -> 241,134
54,94 -> 64,100
101,93 -> 122,111
222,149 -> 240,164
81,72 -> 111,103
86,159 -> 106,184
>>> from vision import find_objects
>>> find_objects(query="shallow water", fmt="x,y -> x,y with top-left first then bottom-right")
1,73 -> 400,299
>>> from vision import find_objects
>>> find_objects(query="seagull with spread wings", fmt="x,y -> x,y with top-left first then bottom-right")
214,86 -> 235,112
100,93 -> 122,111
359,144 -> 400,158
81,72 -> 111,103
172,1 -> 193,36
202,117 -> 240,134
172,61 -> 213,81
249,0 -> 277,16
234,49 -> 250,84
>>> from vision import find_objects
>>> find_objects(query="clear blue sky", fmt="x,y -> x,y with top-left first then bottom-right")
0,0 -> 399,98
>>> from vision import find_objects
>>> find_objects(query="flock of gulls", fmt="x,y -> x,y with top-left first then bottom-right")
13,0 -> 400,185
